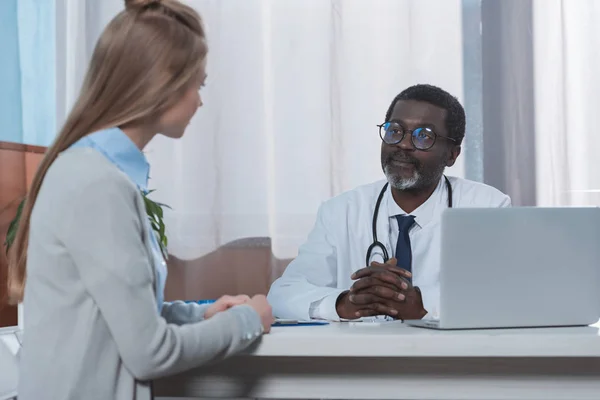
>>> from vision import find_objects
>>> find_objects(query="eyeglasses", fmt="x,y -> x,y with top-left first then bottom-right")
377,121 -> 457,151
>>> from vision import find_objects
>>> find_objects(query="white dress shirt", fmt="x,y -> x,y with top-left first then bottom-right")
267,176 -> 511,321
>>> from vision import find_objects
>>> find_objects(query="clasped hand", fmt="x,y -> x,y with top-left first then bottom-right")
336,258 -> 427,320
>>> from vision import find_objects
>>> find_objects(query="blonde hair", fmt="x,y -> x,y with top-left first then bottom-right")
7,0 -> 207,303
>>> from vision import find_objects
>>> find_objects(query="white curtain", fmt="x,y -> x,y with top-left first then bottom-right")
533,0 -> 600,207
56,0 -> 467,263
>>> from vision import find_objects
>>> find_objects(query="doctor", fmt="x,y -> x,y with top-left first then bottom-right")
268,84 -> 511,321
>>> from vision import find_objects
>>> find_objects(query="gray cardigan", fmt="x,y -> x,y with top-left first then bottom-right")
18,148 -> 263,400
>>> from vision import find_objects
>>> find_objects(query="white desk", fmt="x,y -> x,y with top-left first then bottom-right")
155,322 -> 600,400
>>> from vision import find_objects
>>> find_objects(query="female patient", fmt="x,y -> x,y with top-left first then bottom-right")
8,0 -> 273,398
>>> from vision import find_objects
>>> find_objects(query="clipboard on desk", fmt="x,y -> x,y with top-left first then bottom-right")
273,319 -> 329,327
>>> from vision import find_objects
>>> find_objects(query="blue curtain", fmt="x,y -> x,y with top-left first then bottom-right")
0,0 -> 55,146
0,0 -> 23,143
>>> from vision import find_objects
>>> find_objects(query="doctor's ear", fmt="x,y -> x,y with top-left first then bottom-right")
445,145 -> 461,167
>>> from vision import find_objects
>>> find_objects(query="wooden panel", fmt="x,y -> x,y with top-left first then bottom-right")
164,238 -> 292,301
0,141 -> 45,327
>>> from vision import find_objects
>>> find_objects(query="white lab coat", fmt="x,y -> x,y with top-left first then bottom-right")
267,176 -> 511,321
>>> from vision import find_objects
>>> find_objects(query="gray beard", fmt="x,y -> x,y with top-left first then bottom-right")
384,165 -> 420,190
384,162 -> 447,191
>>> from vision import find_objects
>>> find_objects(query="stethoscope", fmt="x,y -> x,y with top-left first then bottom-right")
365,175 -> 453,266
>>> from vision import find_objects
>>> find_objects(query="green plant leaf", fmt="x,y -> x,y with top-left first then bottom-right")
4,198 -> 25,255
142,189 -> 171,260
159,220 -> 165,238
154,202 -> 172,210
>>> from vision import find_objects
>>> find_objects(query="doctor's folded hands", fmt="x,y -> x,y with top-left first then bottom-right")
336,258 -> 427,321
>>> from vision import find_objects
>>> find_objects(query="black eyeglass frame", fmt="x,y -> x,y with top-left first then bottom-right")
377,122 -> 458,151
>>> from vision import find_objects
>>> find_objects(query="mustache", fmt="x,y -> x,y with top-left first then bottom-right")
384,153 -> 420,166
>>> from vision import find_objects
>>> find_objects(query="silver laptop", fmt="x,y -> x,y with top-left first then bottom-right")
407,207 -> 600,330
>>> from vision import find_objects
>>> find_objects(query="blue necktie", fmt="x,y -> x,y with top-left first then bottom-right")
394,215 -> 416,276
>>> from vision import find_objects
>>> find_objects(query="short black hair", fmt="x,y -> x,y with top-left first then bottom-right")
384,84 -> 466,145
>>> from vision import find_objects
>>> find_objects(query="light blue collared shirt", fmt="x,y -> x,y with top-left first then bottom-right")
70,127 -> 168,312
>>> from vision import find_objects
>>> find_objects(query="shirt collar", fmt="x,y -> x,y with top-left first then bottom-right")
386,176 -> 448,228
72,127 -> 150,191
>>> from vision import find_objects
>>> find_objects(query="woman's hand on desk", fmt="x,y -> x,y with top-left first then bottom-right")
205,294 -> 273,333
247,295 -> 274,333
205,295 -> 251,319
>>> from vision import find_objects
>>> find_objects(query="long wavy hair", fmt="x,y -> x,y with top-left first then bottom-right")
7,0 -> 207,303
